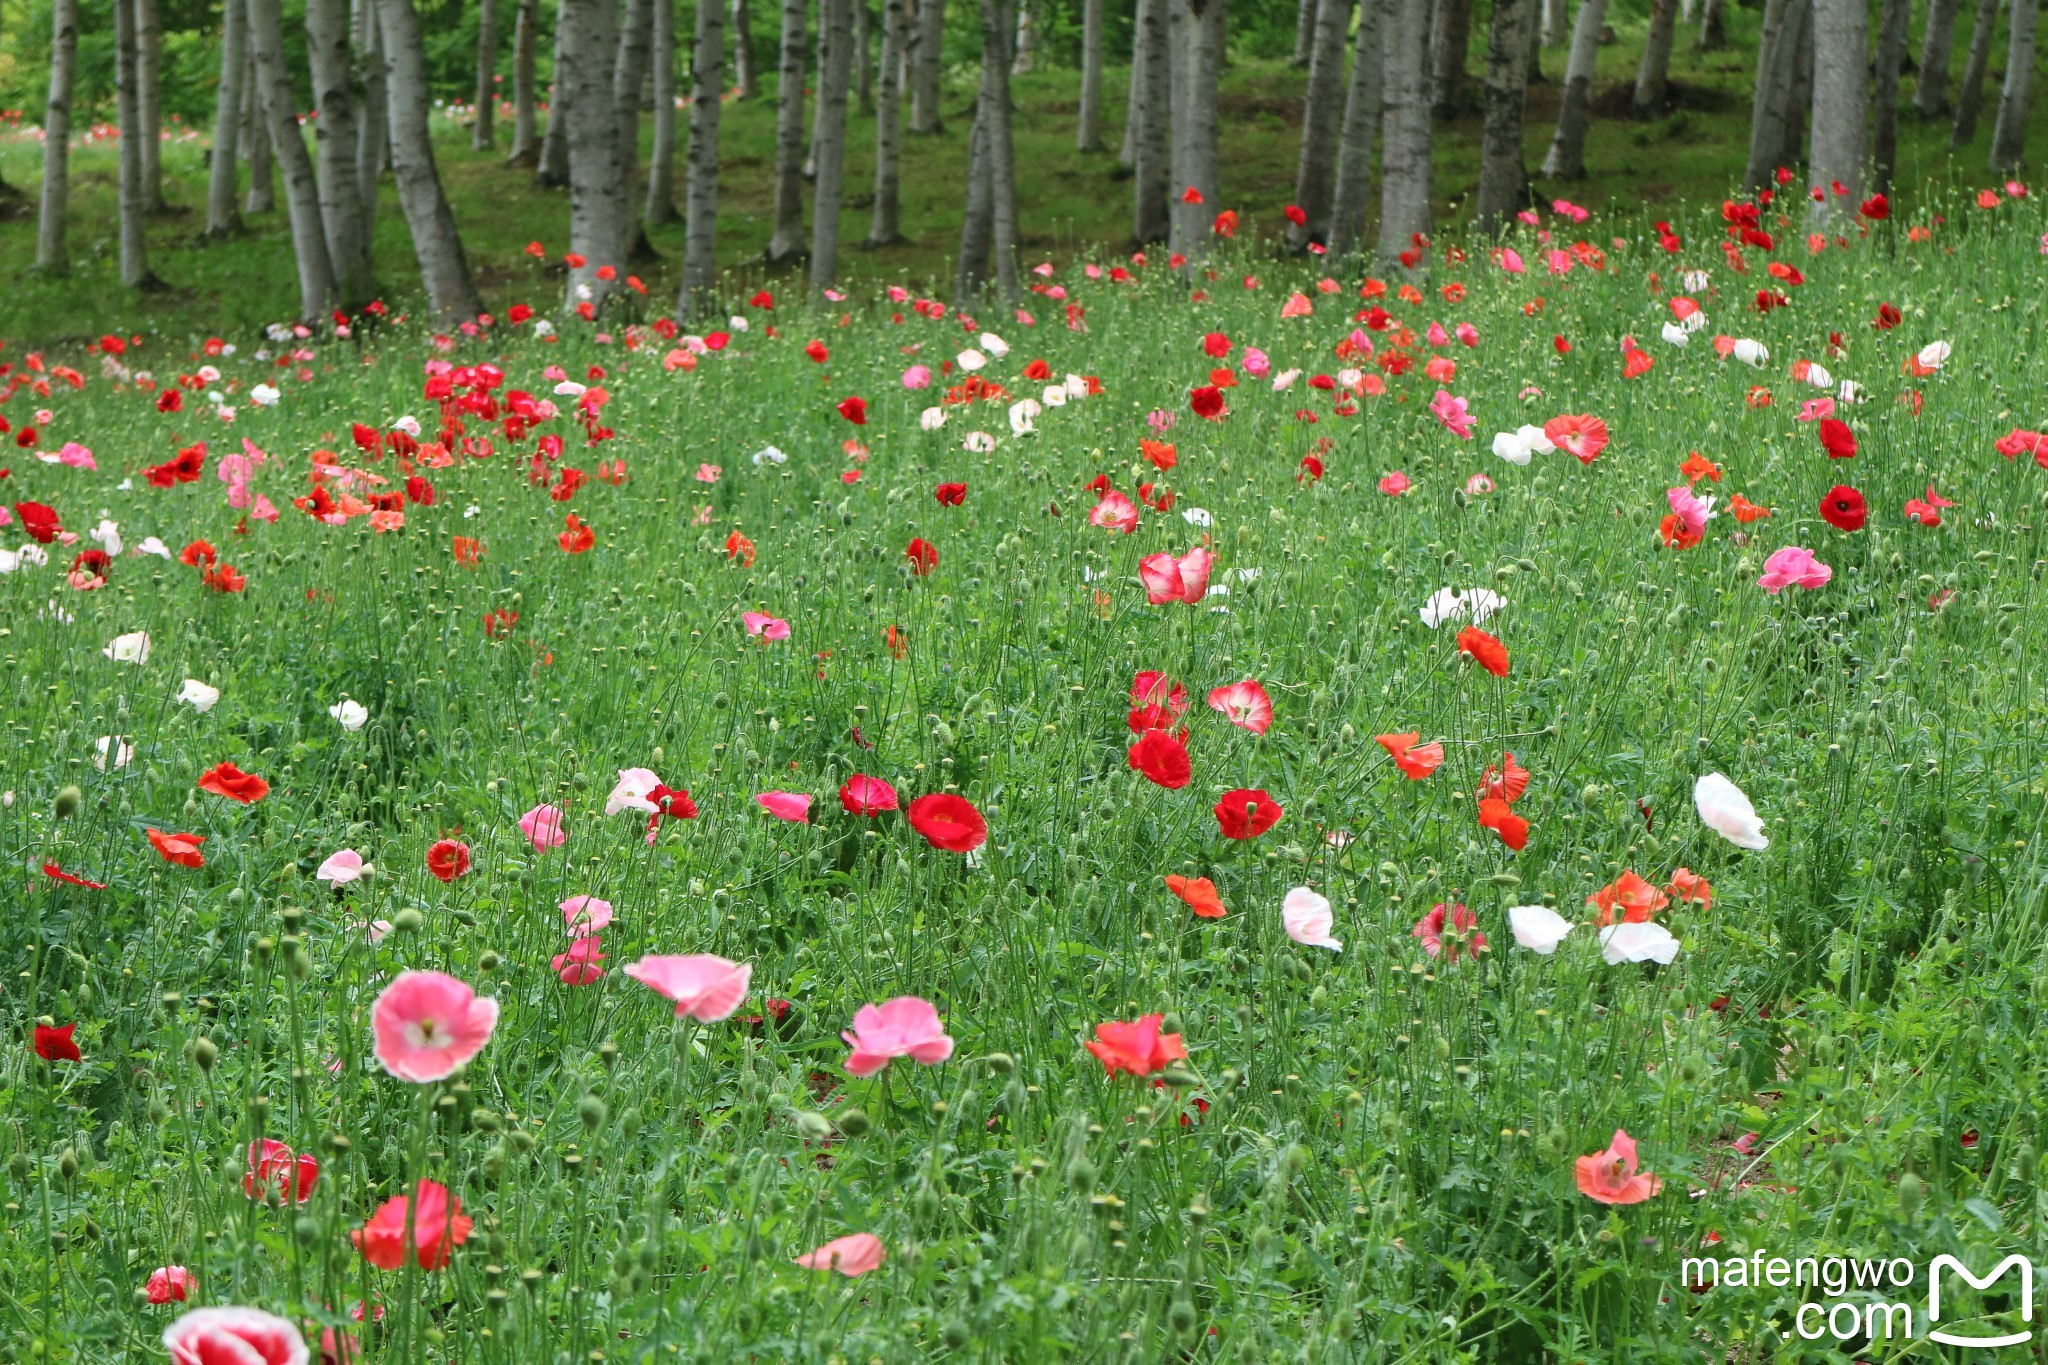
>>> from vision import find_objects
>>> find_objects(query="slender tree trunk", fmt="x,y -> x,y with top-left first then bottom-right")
1526,0 -> 1544,76
252,0 -> 334,312
734,0 -> 761,96
1952,0 -> 2001,144
1989,0 -> 2036,168
1541,0 -> 1567,46
1476,0 -> 1535,231
205,0 -> 246,237
508,0 -> 540,162
1013,0 -> 1038,71
1786,0 -> 1814,154
354,0 -> 387,223
989,0 -> 1019,298
854,0 -> 875,108
1917,0 -> 1961,112
136,0 -> 167,211
1122,0 -> 1152,163
1871,0 -> 1910,188
1378,0 -> 1432,259
767,0 -> 809,259
909,0 -> 944,130
537,0 -> 573,185
1808,0 -> 1867,224
37,0 -> 78,272
1329,0 -> 1384,253
1432,0 -> 1473,113
869,0 -> 907,242
1633,0 -> 1679,112
646,0 -> 679,223
614,0 -> 656,258
682,0 -> 725,310
1292,0 -> 1351,246
474,0 -> 500,147
1541,0 -> 1608,176
1168,0 -> 1223,256
809,0 -> 853,286
1077,0 -> 1104,147
243,47 -> 275,214
308,0 -> 374,308
115,0 -> 155,284
1744,0 -> 1796,184
1131,0 -> 1170,240
1698,0 -> 1726,47
1292,0 -> 1316,63
376,0 -> 484,320
955,104 -> 993,299
564,0 -> 626,300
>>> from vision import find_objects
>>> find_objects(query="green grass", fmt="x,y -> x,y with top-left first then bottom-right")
2,181 -> 2047,1361
2,15 -> 2046,343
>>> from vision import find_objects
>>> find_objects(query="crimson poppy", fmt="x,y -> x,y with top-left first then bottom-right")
804,339 -> 830,364
1818,418 -> 1857,459
934,482 -> 967,506
14,501 -> 60,543
1128,729 -> 1193,790
837,395 -> 868,425
559,513 -> 595,554
426,840 -> 471,883
1188,385 -> 1225,420
1213,788 -> 1282,840
906,793 -> 987,852
197,762 -> 270,804
904,537 -> 937,575
1819,484 -> 1868,532
839,774 -> 900,816
34,1023 -> 81,1063
1873,302 -> 1901,330
1456,626 -> 1510,678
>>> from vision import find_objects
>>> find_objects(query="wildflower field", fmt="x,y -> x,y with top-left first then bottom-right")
5,188 -> 2048,1364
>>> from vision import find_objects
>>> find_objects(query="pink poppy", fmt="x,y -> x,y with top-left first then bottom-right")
1412,902 -> 1488,964
842,996 -> 956,1076
795,1231 -> 886,1277
560,894 -> 613,935
1087,490 -> 1139,534
755,791 -> 813,823
1542,413 -> 1609,463
623,953 -> 752,1021
1665,485 -> 1714,540
370,970 -> 500,1083
741,611 -> 791,641
243,1139 -> 319,1204
901,364 -> 932,388
839,774 -> 899,816
162,1307 -> 308,1365
518,804 -> 567,852
1138,547 -> 1213,604
1428,389 -> 1476,439
551,934 -> 607,984
1575,1129 -> 1663,1205
1378,471 -> 1411,496
1206,679 -> 1273,734
145,1265 -> 193,1304
1756,546 -> 1832,593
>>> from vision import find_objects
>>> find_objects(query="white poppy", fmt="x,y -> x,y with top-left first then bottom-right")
1419,588 -> 1467,628
606,767 -> 662,815
1660,322 -> 1690,347
1282,887 -> 1343,951
178,679 -> 221,713
1181,507 -> 1214,527
1491,431 -> 1533,466
956,348 -> 987,372
91,519 -> 123,555
1915,340 -> 1951,370
977,331 -> 1010,357
1731,338 -> 1769,367
919,406 -> 947,431
752,445 -> 788,466
249,383 -> 280,407
1600,921 -> 1681,965
136,537 -> 173,559
104,631 -> 151,665
1694,772 -> 1768,850
1508,904 -> 1575,954
329,699 -> 370,732
94,735 -> 134,770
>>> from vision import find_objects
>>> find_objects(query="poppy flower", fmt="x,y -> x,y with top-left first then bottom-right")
795,1232 -> 886,1277
451,536 -> 484,567
1665,868 -> 1712,908
146,829 -> 206,867
839,774 -> 899,816
755,791 -> 813,822
1475,752 -> 1530,804
426,839 -> 471,883
558,513 -> 595,553
162,1307 -> 308,1365
1213,788 -> 1282,839
1206,679 -> 1273,734
1188,385 -> 1226,420
1818,484 -> 1867,532
741,611 -> 790,640
1477,797 -> 1530,851
1128,728 -> 1193,789
1088,490 -> 1140,534
34,1022 -> 81,1062
243,1139 -> 319,1203
1456,626 -> 1510,677
351,1180 -> 474,1270
1412,902 -> 1488,963
1694,772 -> 1768,849
1140,438 -> 1176,470
1084,1014 -> 1187,1077
1588,870 -> 1669,926
1282,886 -> 1342,950
1165,874 -> 1226,919
1377,732 -> 1444,779
1817,418 -> 1857,458
551,935 -> 607,984
1757,545 -> 1832,593
934,482 -> 967,506
624,953 -> 751,1020
837,395 -> 868,425
842,996 -> 955,1076
145,1266 -> 192,1305
1576,1130 -> 1662,1205
1902,485 -> 1954,526
1138,547 -> 1213,604
42,862 -> 106,889
906,793 -> 988,852
1729,493 -> 1772,523
14,500 -> 61,542
904,537 -> 937,575
197,762 -> 269,804
1542,414 -> 1609,463
371,970 -> 499,1083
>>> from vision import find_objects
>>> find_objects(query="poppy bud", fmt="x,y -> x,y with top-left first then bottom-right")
510,1128 -> 537,1153
834,1107 -> 870,1138
294,1215 -> 320,1246
192,1037 -> 218,1072
942,1320 -> 972,1350
1160,1064 -> 1200,1089
391,908 -> 425,934
478,950 -> 502,973
1168,1299 -> 1197,1336
793,1109 -> 832,1141
324,1133 -> 352,1155
578,1095 -> 608,1132
57,1148 -> 79,1181
2017,1143 -> 2036,1183
986,1052 -> 1014,1074
1065,1157 -> 1097,1193
54,785 -> 82,819
1897,1172 -> 1924,1220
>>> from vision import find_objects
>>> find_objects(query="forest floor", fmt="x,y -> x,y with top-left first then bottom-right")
0,16 -> 2042,343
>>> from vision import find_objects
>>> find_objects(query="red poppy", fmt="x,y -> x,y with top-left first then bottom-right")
1818,418 -> 1857,459
181,539 -> 217,568
482,608 -> 519,639
146,829 -> 207,867
1477,797 -> 1529,851
804,339 -> 830,364
839,774 -> 900,816
351,1180 -> 472,1271
202,563 -> 247,593
933,482 -> 967,506
1128,729 -> 1193,790
724,531 -> 756,566
837,395 -> 868,425
551,467 -> 587,501
197,762 -> 270,804
1819,484 -> 1868,532
904,537 -> 937,575
34,1022 -> 81,1063
1283,203 -> 1307,227
1213,788 -> 1282,840
1873,302 -> 1901,330
645,785 -> 698,839
1456,626 -> 1510,677
426,840 -> 471,883
14,501 -> 60,543
906,793 -> 987,852
1475,752 -> 1530,804
42,862 -> 106,889
1859,193 -> 1889,220
1376,732 -> 1444,780
452,536 -> 484,567
1022,358 -> 1051,380
1165,874 -> 1226,919
1084,1014 -> 1186,1077
244,1139 -> 319,1204
559,513 -> 595,554
1188,385 -> 1226,420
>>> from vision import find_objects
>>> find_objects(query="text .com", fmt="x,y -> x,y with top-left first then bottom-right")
1681,1251 -> 2034,1348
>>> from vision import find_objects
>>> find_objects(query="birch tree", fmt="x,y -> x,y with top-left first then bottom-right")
1743,0 -> 1802,187
767,0 -> 809,261
249,0 -> 333,315
243,51 -> 274,215
1541,0 -> 1608,177
1916,0 -> 1961,112
810,0 -> 854,286
1988,0 -> 2036,168
1291,0 -> 1353,248
681,0 -> 725,312
909,0 -> 944,131
115,0 -> 154,285
955,0 -> 1017,299
734,0 -> 760,96
507,0 -> 540,163
136,0 -> 167,211
354,0 -> 386,230
36,0 -> 78,273
1378,0 -> 1433,258
868,0 -> 908,243
1327,0 -> 1384,254
1871,0 -> 1910,189
1476,0 -> 1536,231
1633,0 -> 1679,112
646,0 -> 680,224
1077,0 -> 1104,149
614,0 -> 656,259
473,0 -> 500,148
204,0 -> 247,238
537,1 -> 573,185
1808,0 -> 1867,223
376,0 -> 485,321
563,0 -> 627,299
1168,0 -> 1224,258
1432,0 -> 1473,113
1951,0 -> 2000,145
308,0 -> 374,308
1130,0 -> 1170,243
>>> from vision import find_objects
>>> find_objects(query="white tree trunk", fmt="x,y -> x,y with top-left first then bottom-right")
116,0 -> 153,285
1541,0 -> 1567,46
1012,0 -> 1038,71
1743,0 -> 1800,186
308,0 -> 374,308
1952,0 -> 2001,144
767,0 -> 809,259
37,0 -> 79,273
377,0 -> 485,321
1078,0 -> 1104,147
1168,0 -> 1223,257
1476,0 -> 1535,230
810,0 -> 854,286
909,0 -> 944,130
354,0 -> 387,224
646,0 -> 679,223
1541,0 -> 1607,177
1872,0 -> 1910,187
537,0 -> 573,185
251,0 -> 334,313
1989,0 -> 2036,168
1292,0 -> 1316,63
956,105 -> 993,300
474,0 -> 500,147
854,0 -> 875,109
205,0 -> 246,237
681,0 -> 724,311
1130,0 -> 1170,240
508,0 -> 540,161
1328,0 -> 1383,253
1808,0 -> 1867,223
869,0 -> 907,242
1633,0 -> 1678,112
1916,0 -> 1961,113
243,46 -> 275,214
136,0 -> 167,211
564,0 -> 627,301
614,0 -> 656,257
1291,0 -> 1351,246
1377,0 -> 1433,259
734,0 -> 760,96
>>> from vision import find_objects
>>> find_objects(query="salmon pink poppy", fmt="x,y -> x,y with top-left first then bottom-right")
551,935 -> 607,984
1665,867 -> 1712,908
1457,626 -> 1510,677
741,611 -> 791,640
197,761 -> 270,804
1128,728 -> 1193,789
1165,874 -> 1226,919
795,1232 -> 886,1277
426,839 -> 471,883
351,1180 -> 474,1270
838,774 -> 899,816
1206,679 -> 1273,734
560,894 -> 613,934
1818,485 -> 1867,532
146,829 -> 206,868
243,1139 -> 318,1203
843,996 -> 955,1076
907,793 -> 988,852
623,953 -> 752,1020
162,1307 -> 308,1365
1084,1014 -> 1186,1077
1377,732 -> 1443,779
1138,547 -> 1212,604
756,790 -> 813,822
370,970 -> 499,1083
518,804 -> 567,852
1576,1129 -> 1662,1205
1757,545 -> 1832,593
1413,902 -> 1488,963
1378,471 -> 1411,496
1542,414 -> 1609,463
1587,870 -> 1668,926
1213,788 -> 1282,839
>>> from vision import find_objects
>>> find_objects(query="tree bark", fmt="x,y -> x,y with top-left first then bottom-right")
1786,0 -> 1813,152
1378,0 -> 1433,259
1130,0 -> 1170,240
614,0 -> 656,251
1916,0 -> 1961,112
1541,0 -> 1567,46
354,0 -> 386,225
1989,0 -> 2036,168
563,0 -> 626,298
243,47 -> 275,214
855,0 -> 875,109
955,105 -> 994,300
1168,0 -> 1223,257
1291,0 -> 1351,246
205,0 -> 246,237
909,0 -> 945,130
869,0 -> 907,242
646,0 -> 679,223
767,0 -> 809,258
508,0 -> 540,162
1292,0 -> 1316,63
136,0 -> 167,211
1077,0 -> 1104,147
1541,0 -> 1607,176
250,0 -> 332,313
37,0 -> 78,272
116,0 -> 155,285
1743,0 -> 1797,185
308,0 -> 374,309
1633,0 -> 1678,112
1871,0 -> 1910,189
1329,0 -> 1384,253
1432,0 -> 1473,114
987,0 -> 1019,299
1013,0 -> 1038,71
734,0 -> 760,96
376,0 -> 484,321
682,0 -> 725,310
1476,0 -> 1535,231
537,0 -> 573,185
1952,0 -> 2001,144
1808,0 -> 1867,225
474,0 -> 499,147
810,0 -> 853,287
1698,0 -> 1726,48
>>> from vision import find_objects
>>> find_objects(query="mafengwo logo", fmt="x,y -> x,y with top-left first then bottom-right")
1680,1250 -> 2033,1347
1928,1254 -> 2033,1349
